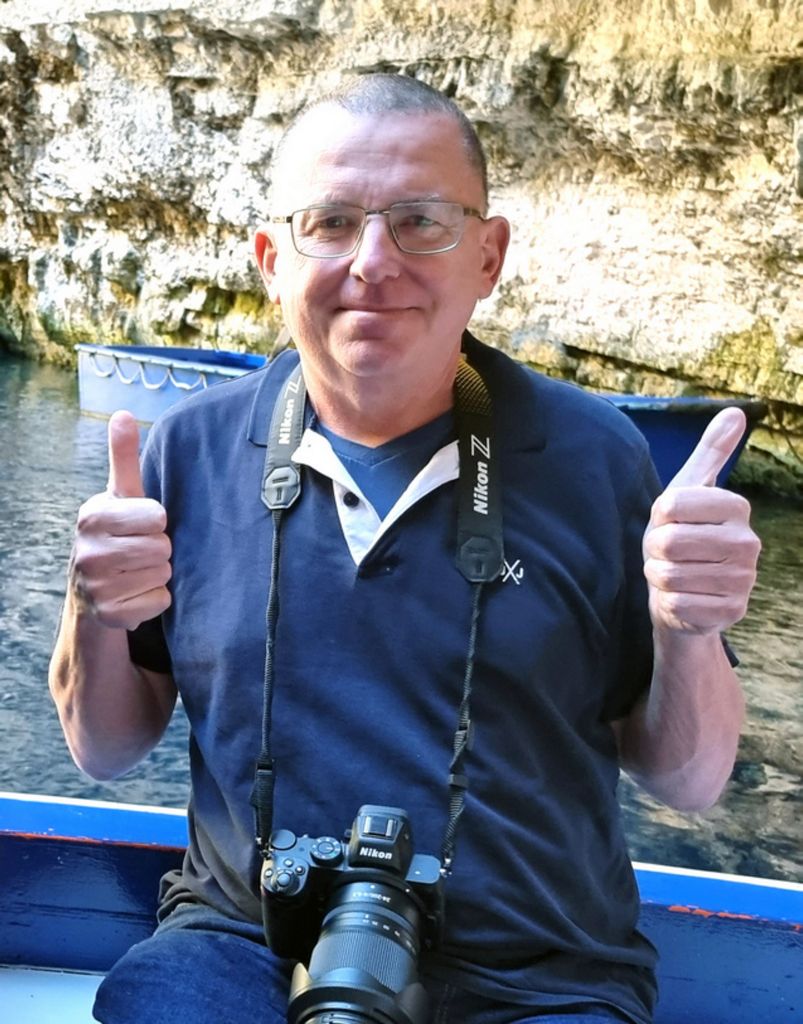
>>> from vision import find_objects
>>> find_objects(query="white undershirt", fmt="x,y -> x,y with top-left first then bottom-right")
291,428 -> 459,567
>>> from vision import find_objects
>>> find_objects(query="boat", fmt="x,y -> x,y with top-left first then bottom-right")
1,791 -> 801,1023
76,343 -> 768,486
603,395 -> 768,487
75,343 -> 267,426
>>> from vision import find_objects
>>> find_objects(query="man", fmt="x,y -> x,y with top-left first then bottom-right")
50,74 -> 760,1024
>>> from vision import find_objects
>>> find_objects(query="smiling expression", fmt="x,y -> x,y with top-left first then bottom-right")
255,107 -> 509,438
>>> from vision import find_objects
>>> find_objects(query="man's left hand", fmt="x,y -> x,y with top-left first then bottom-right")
643,408 -> 761,635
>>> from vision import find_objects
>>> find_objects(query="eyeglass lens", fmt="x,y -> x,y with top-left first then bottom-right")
291,202 -> 467,256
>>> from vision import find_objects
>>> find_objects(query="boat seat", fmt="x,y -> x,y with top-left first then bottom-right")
0,964 -> 103,1024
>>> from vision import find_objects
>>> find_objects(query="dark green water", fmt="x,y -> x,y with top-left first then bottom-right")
0,351 -> 800,882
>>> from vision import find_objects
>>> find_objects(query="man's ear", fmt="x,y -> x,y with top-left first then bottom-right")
477,215 -> 511,299
254,228 -> 281,304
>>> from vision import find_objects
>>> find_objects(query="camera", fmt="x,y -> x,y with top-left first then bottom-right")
260,805 -> 444,1024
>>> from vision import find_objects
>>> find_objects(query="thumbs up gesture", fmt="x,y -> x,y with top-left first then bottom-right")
643,408 -> 761,635
70,411 -> 172,631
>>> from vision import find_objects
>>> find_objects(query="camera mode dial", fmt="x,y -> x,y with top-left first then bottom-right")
311,836 -> 343,865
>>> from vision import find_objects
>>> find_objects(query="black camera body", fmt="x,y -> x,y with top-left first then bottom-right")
261,805 -> 443,963
260,805 -> 444,1024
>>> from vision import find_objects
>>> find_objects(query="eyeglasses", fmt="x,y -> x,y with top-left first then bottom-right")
270,201 -> 484,258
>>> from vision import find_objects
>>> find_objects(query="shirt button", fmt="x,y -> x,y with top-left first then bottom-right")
343,491 -> 359,508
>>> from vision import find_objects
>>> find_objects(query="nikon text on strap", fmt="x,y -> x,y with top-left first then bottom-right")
453,359 -> 504,583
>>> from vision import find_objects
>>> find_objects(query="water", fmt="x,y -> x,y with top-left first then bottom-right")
0,351 -> 800,882
0,352 -> 191,807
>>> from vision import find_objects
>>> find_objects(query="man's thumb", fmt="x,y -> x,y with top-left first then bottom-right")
667,407 -> 747,489
107,410 -> 145,498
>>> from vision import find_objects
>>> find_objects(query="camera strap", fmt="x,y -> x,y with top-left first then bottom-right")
251,350 -> 503,875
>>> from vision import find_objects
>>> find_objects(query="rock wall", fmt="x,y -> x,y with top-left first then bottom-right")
1,0 -> 802,491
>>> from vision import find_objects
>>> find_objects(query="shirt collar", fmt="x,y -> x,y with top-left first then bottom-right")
246,349 -> 302,446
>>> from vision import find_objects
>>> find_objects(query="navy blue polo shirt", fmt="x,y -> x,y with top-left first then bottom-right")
129,334 -> 660,1022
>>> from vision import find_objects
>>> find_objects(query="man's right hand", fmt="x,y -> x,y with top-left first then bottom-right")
70,410 -> 172,631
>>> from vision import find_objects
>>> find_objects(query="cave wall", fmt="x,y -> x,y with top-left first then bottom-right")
1,0 -> 801,489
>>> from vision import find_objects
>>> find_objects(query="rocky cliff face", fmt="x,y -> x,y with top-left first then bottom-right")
1,0 -> 801,490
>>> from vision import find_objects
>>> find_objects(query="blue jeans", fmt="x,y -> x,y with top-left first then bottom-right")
93,905 -> 633,1024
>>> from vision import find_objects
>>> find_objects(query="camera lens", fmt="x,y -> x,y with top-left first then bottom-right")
305,1015 -> 372,1024
288,879 -> 430,1024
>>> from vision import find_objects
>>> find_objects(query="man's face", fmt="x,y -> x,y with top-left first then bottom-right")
255,108 -> 509,408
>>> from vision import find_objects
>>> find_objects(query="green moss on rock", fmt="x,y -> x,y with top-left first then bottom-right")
690,320 -> 803,406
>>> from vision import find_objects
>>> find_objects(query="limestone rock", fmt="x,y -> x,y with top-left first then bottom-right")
0,0 -> 801,489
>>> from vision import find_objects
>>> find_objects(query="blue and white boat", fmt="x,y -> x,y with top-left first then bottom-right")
76,343 -> 267,426
1,792 -> 801,1022
75,343 -> 767,487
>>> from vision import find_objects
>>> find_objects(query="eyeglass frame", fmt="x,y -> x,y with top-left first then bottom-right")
269,201 -> 486,258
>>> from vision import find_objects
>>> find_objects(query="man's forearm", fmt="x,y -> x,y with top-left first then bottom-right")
615,628 -> 745,812
49,592 -> 177,781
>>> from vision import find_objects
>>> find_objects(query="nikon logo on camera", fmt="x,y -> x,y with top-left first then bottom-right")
358,846 -> 393,860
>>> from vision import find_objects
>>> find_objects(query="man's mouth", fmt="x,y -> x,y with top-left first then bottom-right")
339,305 -> 411,314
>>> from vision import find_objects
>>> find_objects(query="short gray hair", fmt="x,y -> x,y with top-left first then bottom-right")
270,73 -> 488,208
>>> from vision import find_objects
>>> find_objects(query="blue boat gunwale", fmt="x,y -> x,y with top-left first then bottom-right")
76,342 -> 267,378
0,790 -> 187,849
604,394 -> 769,420
3,791 -> 801,925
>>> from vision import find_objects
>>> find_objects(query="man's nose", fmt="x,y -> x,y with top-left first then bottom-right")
348,213 -> 402,282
